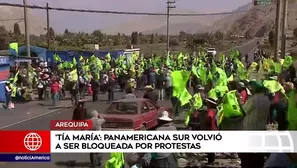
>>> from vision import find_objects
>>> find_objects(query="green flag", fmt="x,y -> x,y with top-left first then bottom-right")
54,53 -> 62,63
179,89 -> 192,106
193,93 -> 203,109
9,43 -> 18,54
287,90 -> 297,130
283,56 -> 293,69
171,71 -> 191,98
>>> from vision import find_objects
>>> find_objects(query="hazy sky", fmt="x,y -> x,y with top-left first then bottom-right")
0,0 -> 251,32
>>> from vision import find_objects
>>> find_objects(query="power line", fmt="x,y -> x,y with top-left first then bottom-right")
0,2 -> 249,16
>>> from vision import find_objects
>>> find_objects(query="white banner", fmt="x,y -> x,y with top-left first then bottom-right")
50,131 -> 297,153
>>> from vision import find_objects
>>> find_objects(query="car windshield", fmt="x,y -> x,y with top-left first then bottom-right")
208,48 -> 215,51
106,102 -> 138,114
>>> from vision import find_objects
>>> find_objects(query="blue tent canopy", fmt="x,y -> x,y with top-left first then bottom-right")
93,50 -> 124,59
9,46 -> 47,61
46,51 -> 73,63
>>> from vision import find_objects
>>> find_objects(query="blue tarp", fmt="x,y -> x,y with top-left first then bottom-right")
46,50 -> 125,63
0,56 -> 10,65
9,46 -> 47,61
0,80 -> 7,102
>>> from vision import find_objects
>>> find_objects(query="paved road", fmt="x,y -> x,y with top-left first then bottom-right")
0,40 -> 258,168
0,92 -> 172,168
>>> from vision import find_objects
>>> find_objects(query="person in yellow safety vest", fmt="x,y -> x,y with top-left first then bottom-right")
263,76 -> 288,130
105,152 -> 125,168
220,81 -> 245,130
9,83 -> 17,108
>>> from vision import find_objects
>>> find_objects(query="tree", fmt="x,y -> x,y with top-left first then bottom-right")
268,30 -> 275,47
113,35 -> 120,46
92,30 -> 103,43
169,39 -> 179,50
159,35 -> 166,43
178,31 -> 187,42
64,29 -> 69,35
149,34 -> 155,44
293,28 -> 297,39
131,31 -> 139,45
48,27 -> 55,40
0,36 -> 7,50
0,26 -> 6,35
138,32 -> 143,43
0,26 -> 7,50
13,23 -> 21,36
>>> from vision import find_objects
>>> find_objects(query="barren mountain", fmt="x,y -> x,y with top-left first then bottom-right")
206,3 -> 253,33
102,9 -> 224,35
142,4 -> 253,35
0,6 -> 46,35
210,0 -> 297,37
142,21 -> 209,35
101,3 -> 257,35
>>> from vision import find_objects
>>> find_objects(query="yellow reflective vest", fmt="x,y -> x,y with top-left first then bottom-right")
10,84 -> 17,97
222,90 -> 243,118
105,152 -> 125,168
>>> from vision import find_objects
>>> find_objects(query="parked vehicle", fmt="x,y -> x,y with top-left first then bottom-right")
100,98 -> 168,130
207,48 -> 217,56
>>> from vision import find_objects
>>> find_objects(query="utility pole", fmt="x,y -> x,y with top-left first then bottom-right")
23,0 -> 30,58
280,0 -> 288,59
166,0 -> 176,56
274,0 -> 282,60
46,3 -> 50,50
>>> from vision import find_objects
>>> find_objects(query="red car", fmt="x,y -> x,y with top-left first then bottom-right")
100,98 -> 167,130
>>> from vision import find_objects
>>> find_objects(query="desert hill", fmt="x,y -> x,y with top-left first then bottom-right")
205,3 -> 253,33
143,4 -> 254,35
0,6 -> 46,35
210,0 -> 297,37
102,9 -> 224,35
1,1 -> 296,37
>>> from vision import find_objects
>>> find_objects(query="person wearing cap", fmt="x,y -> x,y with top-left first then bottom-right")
151,111 -> 177,168
238,81 -> 249,105
265,81 -> 297,167
219,81 -> 245,130
265,76 -> 287,129
200,97 -> 218,165
143,85 -> 158,104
